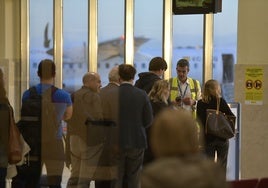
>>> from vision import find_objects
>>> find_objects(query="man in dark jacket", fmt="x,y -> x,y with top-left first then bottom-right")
134,57 -> 167,94
116,64 -> 153,188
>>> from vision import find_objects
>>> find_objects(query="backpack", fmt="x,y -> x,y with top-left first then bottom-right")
17,86 -> 59,159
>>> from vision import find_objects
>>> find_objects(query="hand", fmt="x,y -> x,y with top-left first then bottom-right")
65,160 -> 72,170
182,97 -> 195,106
171,100 -> 182,107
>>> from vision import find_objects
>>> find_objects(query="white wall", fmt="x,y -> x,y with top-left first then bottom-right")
236,0 -> 268,178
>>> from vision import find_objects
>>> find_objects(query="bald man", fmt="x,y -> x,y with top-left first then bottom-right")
83,72 -> 102,93
66,72 -> 104,188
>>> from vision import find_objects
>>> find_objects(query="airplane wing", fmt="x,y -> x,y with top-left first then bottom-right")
98,38 -> 123,61
43,22 -> 149,62
98,36 -> 149,61
134,37 -> 150,50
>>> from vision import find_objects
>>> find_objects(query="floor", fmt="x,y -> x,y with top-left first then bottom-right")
6,165 -> 96,188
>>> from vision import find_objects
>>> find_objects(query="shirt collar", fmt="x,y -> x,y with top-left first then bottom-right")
177,78 -> 189,86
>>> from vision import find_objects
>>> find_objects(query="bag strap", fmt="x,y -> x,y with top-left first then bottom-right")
42,85 -> 58,101
216,97 -> 220,113
8,104 -> 15,124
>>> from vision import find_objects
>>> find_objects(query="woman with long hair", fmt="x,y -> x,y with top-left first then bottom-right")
196,79 -> 235,173
143,80 -> 171,165
148,79 -> 170,116
0,68 -> 12,187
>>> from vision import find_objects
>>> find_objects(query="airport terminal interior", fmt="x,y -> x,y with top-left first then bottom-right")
1,0 -> 268,187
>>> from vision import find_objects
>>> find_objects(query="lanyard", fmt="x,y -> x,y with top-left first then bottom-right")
178,82 -> 188,98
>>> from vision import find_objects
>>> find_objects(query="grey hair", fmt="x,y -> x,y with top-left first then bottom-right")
108,65 -> 120,83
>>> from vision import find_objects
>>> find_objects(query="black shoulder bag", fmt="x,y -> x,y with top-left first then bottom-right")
205,98 -> 236,139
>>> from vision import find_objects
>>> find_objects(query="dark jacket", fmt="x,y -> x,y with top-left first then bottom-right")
119,83 -> 153,149
150,100 -> 169,117
134,72 -> 161,94
143,100 -> 169,165
196,97 -> 235,143
0,102 -> 10,167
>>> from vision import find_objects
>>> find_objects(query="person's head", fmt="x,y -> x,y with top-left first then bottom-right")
37,59 -> 56,80
108,65 -> 120,84
176,58 -> 190,83
83,72 -> 102,93
149,57 -> 167,76
202,79 -> 221,103
118,64 -> 136,83
141,156 -> 228,188
148,80 -> 170,104
150,108 -> 201,157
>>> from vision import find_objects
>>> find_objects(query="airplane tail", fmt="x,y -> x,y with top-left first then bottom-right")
44,22 -> 51,48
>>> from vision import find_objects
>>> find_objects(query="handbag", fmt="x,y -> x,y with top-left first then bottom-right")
8,105 -> 23,164
205,98 -> 236,139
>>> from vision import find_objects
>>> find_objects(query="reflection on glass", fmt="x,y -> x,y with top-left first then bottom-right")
214,0 -> 238,102
63,0 -> 88,93
134,0 -> 163,79
98,0 -> 124,87
172,15 -> 203,83
29,0 -> 53,86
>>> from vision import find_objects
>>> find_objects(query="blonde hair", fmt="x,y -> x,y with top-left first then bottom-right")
148,80 -> 170,104
202,79 -> 221,103
151,108 -> 202,157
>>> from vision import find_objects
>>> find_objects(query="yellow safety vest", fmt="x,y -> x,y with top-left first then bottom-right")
169,77 -> 201,130
169,77 -> 199,102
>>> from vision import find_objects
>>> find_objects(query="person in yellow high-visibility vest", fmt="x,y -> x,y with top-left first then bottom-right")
169,59 -> 201,114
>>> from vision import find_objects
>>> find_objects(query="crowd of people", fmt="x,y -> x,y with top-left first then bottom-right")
0,56 -> 235,188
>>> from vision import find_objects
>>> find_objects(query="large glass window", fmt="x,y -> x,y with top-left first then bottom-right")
29,0 -> 53,86
63,0 -> 88,93
134,0 -> 163,77
172,15 -> 204,83
24,0 -> 239,186
98,0 -> 124,87
214,0 -> 239,180
214,0 -> 238,102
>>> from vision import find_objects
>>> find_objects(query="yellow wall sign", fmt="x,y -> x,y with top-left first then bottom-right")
245,67 -> 264,105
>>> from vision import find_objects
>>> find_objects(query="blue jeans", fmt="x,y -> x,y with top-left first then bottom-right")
116,149 -> 144,188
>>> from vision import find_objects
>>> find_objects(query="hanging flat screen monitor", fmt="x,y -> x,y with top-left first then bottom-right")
173,0 -> 222,15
